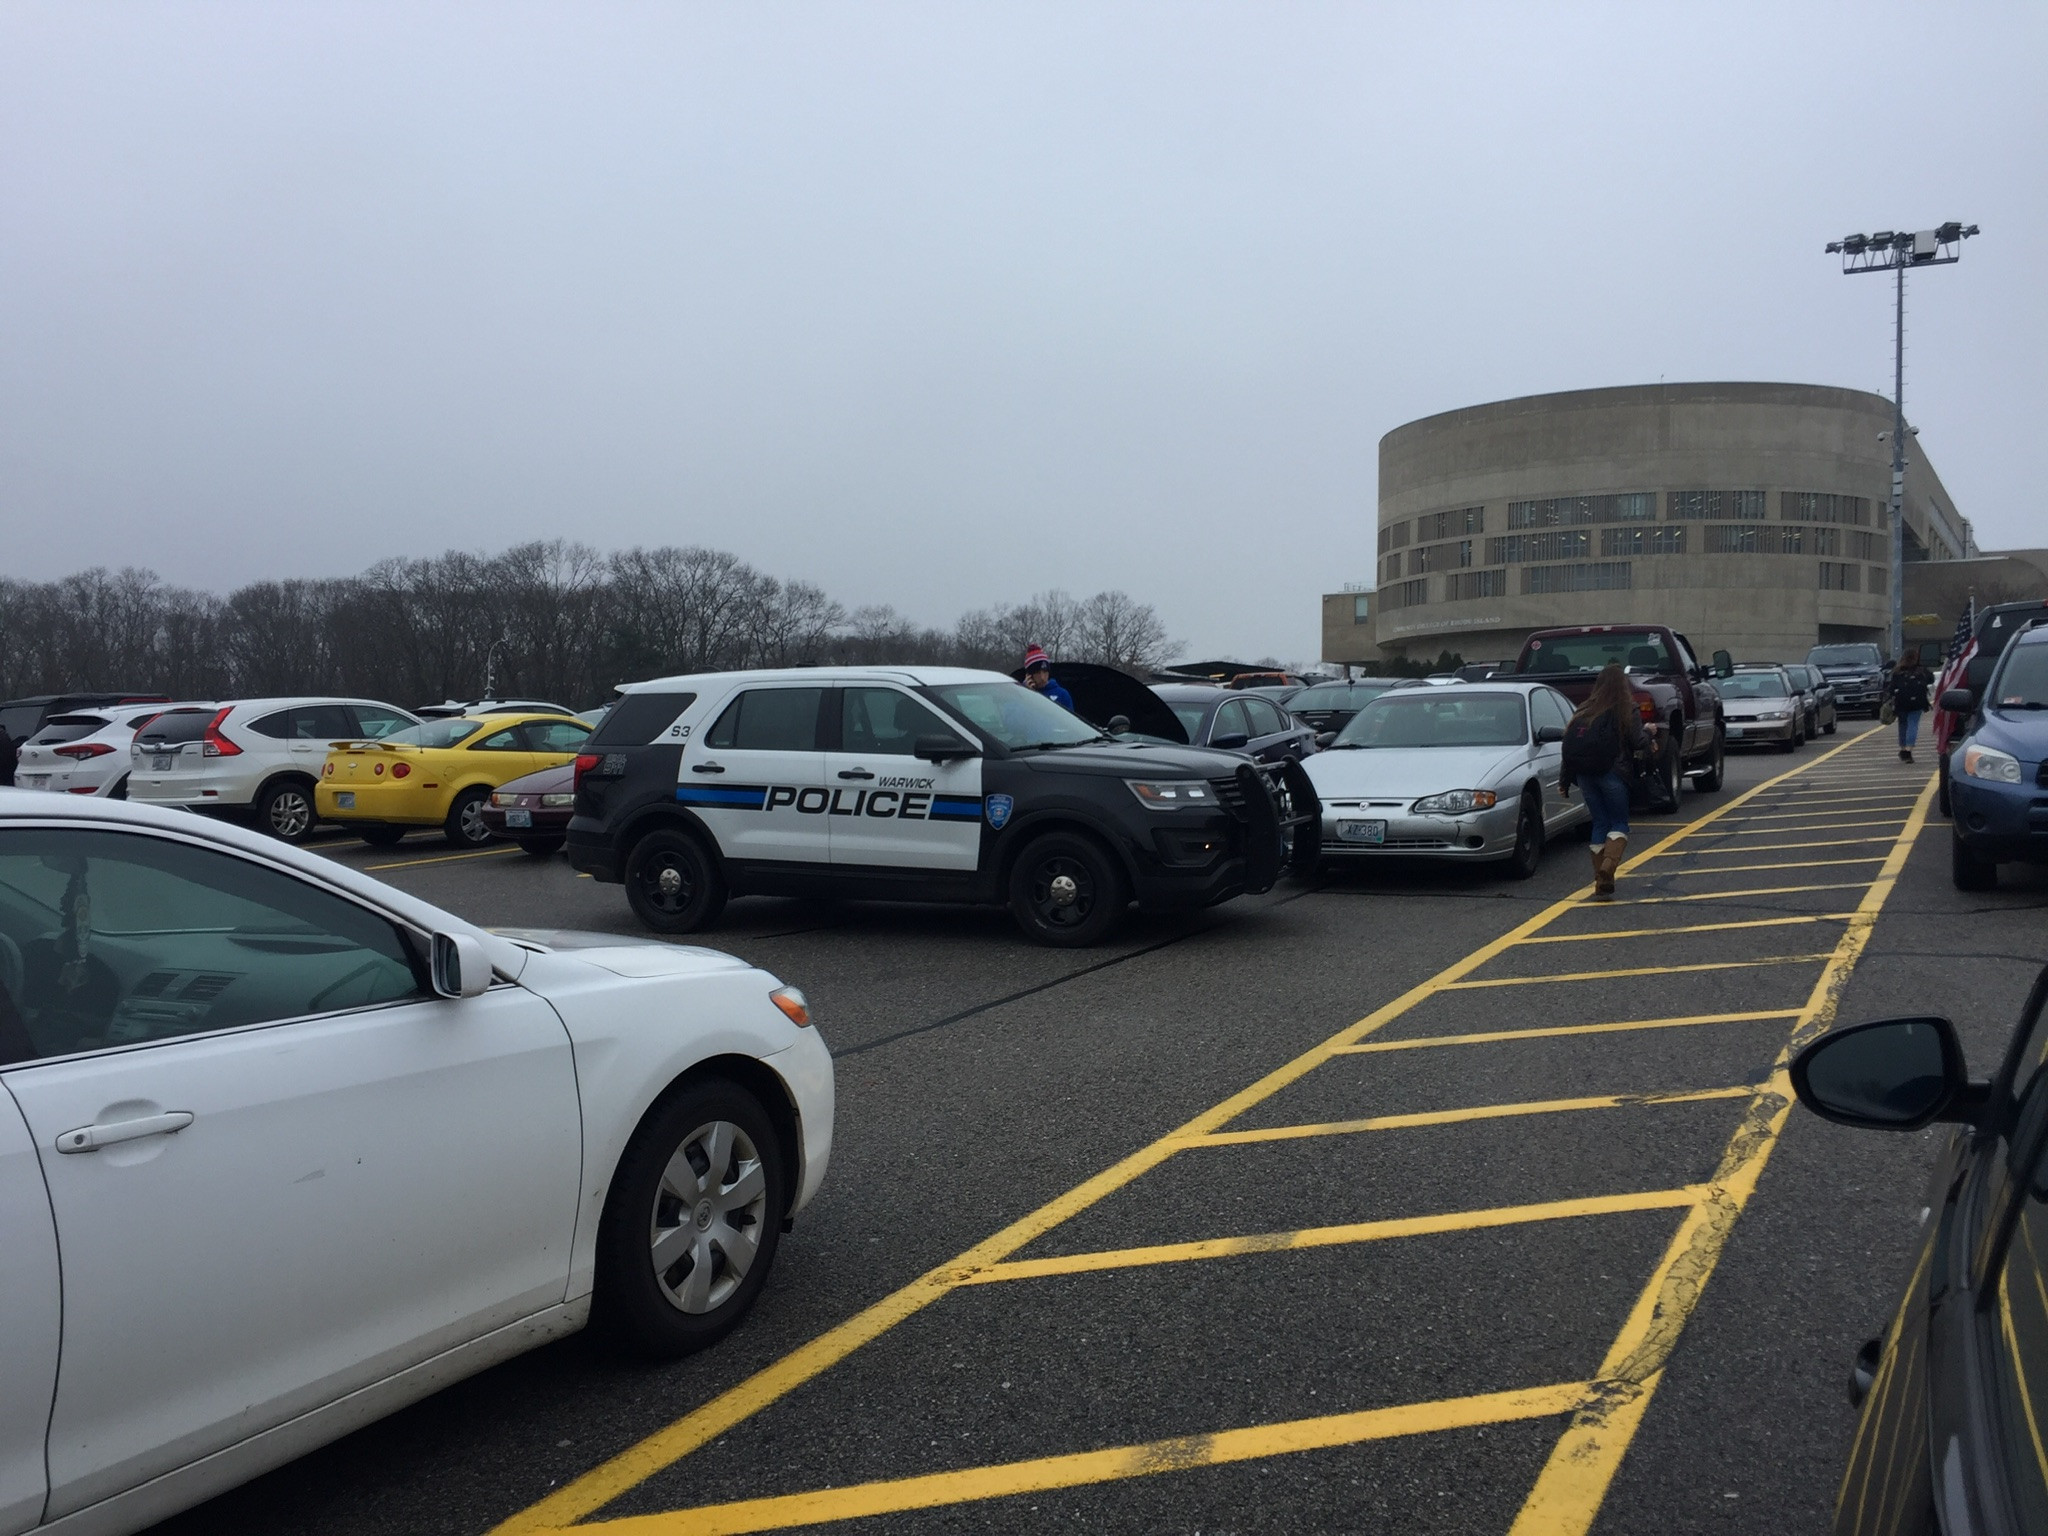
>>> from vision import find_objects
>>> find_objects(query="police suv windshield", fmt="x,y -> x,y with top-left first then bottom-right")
1809,644 -> 1882,667
1332,693 -> 1528,749
924,682 -> 1105,750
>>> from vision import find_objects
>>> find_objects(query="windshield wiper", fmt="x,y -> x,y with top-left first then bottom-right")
1013,739 -> 1098,750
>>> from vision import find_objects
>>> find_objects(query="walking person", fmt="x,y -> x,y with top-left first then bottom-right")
1885,654 -> 1934,762
1558,662 -> 1651,901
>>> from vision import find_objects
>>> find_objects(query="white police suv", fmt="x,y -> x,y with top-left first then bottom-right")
566,667 -> 1310,946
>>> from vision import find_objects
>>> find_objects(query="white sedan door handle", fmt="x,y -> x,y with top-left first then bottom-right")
56,1112 -> 195,1154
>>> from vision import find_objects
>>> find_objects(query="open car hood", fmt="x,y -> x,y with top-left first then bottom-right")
1008,662 -> 1188,743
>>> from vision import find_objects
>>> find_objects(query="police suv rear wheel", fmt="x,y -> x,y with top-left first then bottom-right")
1008,832 -> 1125,948
626,829 -> 728,934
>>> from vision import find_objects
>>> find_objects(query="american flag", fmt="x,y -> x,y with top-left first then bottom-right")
1932,600 -> 1977,755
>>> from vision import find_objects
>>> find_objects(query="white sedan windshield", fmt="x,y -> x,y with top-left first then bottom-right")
1335,693 -> 1529,748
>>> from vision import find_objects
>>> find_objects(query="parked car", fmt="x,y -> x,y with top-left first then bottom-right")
1806,641 -> 1888,717
11,704 -> 211,799
1735,664 -> 1814,746
1942,618 -> 2048,890
1286,679 -> 1405,739
1153,684 -> 1318,766
482,762 -> 577,854
316,713 -> 593,848
1299,682 -> 1589,879
128,698 -> 422,844
0,789 -> 831,1536
1454,662 -> 1508,682
1785,663 -> 1838,735
1513,625 -> 1727,803
0,693 -> 170,749
1936,598 -> 2048,814
1717,668 -> 1804,752
416,697 -> 581,720
1787,964 -> 2048,1535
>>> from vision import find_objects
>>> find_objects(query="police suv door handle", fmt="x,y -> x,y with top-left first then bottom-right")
691,762 -> 726,774
837,768 -> 875,781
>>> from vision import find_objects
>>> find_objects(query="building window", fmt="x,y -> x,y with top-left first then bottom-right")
1866,565 -> 1889,594
1445,569 -> 1507,602
1847,530 -> 1878,560
1488,529 -> 1591,564
1604,525 -> 1688,556
1817,562 -> 1860,591
1650,526 -> 1685,555
1523,562 -> 1632,594
1352,594 -> 1371,624
1457,539 -> 1474,567
1384,552 -> 1402,581
1784,492 -> 1871,526
1377,527 -> 1390,554
1779,526 -> 1805,555
1389,520 -> 1412,548
1668,490 -> 1767,521
1412,543 -> 1439,574
1508,493 -> 1655,529
1417,506 -> 1484,541
1812,527 -> 1840,556
1705,524 -> 1762,553
1381,577 -> 1431,610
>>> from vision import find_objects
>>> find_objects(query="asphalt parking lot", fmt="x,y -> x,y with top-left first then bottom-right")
150,727 -> 2048,1536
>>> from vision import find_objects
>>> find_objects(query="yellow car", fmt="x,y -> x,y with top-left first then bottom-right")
315,712 -> 594,848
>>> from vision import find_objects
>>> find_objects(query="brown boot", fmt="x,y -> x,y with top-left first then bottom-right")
1587,845 -> 1606,898
1594,835 -> 1627,897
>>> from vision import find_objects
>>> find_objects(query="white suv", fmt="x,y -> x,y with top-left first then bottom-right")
129,698 -> 420,842
13,704 -> 211,799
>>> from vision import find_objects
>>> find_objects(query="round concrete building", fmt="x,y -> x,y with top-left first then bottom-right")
1326,383 -> 1977,670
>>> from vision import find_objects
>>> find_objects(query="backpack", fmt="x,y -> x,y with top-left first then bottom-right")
1562,711 -> 1620,776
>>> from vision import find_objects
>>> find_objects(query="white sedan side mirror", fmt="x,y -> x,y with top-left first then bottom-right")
431,932 -> 494,999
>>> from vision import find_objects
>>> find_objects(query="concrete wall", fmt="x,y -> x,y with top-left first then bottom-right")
1353,382 -> 1971,667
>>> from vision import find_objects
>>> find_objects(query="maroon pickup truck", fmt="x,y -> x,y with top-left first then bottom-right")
1513,625 -> 1727,809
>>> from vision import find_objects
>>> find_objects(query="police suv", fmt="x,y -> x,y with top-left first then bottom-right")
566,667 -> 1301,946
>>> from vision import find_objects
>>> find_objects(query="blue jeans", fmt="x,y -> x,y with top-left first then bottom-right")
1579,769 -> 1631,844
1898,710 -> 1922,747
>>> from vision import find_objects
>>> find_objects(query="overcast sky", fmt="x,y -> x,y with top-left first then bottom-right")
2,3 -> 2041,663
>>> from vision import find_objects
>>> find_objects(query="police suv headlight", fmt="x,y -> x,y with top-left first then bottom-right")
1411,789 -> 1497,815
1962,744 -> 2022,784
1125,779 -> 1214,811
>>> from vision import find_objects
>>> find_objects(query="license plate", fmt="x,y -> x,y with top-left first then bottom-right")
22,774 -> 47,788
1338,819 -> 1387,844
152,755 -> 172,771
1726,727 -> 1746,738
336,792 -> 356,808
505,809 -> 532,828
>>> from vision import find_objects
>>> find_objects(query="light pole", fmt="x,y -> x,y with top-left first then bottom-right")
1824,222 -> 1978,661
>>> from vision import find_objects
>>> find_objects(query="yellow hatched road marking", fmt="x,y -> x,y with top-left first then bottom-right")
955,1188 -> 1709,1285
1644,836 -> 1892,855
488,728 -> 1890,1536
1334,1010 -> 1800,1054
1710,808 -> 1908,825
1177,1087 -> 1754,1146
1766,789 -> 1922,802
578,1384 -> 1591,1536
1647,857 -> 1886,875
1515,913 -> 1855,944
1505,770 -> 1937,1534
1615,881 -> 1870,905
1441,954 -> 1833,990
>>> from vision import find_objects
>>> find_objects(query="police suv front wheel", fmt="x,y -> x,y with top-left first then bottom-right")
626,829 -> 728,934
1007,832 -> 1126,948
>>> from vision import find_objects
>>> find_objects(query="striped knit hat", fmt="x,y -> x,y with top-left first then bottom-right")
1022,645 -> 1051,671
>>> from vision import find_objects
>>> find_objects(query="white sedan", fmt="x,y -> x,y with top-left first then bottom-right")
0,791 -> 833,1536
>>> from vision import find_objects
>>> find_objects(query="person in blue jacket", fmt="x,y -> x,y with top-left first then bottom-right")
1022,645 -> 1075,712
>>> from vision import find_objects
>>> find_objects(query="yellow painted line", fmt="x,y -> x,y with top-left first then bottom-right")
1765,789 -> 1922,802
1645,836 -> 1892,855
1615,880 -> 1871,905
955,1187 -> 1708,1284
1507,771 -> 1937,1535
580,1384 -> 1592,1536
1179,1087 -> 1754,1146
1515,913 -> 1855,944
1441,954 -> 1833,990
1334,1010 -> 1800,1054
1709,808 -> 1908,825
1651,856 -> 1888,876
488,728 -> 1885,1536
365,845 -> 521,871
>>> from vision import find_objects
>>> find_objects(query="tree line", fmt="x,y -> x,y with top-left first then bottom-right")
0,542 -> 1182,708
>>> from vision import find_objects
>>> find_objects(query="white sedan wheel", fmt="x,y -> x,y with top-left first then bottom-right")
650,1119 -> 768,1314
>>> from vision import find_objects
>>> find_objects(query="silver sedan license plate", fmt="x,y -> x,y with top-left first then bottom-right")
336,792 -> 355,808
1338,818 -> 1386,845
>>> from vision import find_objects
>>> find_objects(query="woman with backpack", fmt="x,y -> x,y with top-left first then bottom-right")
1558,662 -> 1651,900
1883,656 -> 1934,762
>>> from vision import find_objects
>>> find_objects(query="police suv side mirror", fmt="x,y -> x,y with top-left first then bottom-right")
1790,1016 -> 1987,1131
1939,688 -> 1976,714
913,735 -> 980,763
1534,724 -> 1566,744
1212,732 -> 1251,750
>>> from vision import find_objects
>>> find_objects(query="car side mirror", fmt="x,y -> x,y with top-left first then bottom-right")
1315,731 -> 1336,749
431,931 -> 493,999
1534,724 -> 1566,744
1212,732 -> 1250,750
1106,714 -> 1131,735
1939,688 -> 1976,714
913,735 -> 980,763
1711,649 -> 1734,679
1790,1016 -> 1986,1131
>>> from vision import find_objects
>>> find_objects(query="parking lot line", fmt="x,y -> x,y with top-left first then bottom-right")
490,729 -> 1895,1536
1616,880 -> 1871,905
1710,808 -> 1911,825
1181,1085 -> 1756,1146
1505,770 -> 1937,1535
1335,1010 -> 1801,1054
957,1188 -> 1711,1286
1515,913 -> 1856,944
582,1384 -> 1593,1536
364,845 -> 522,871
1645,835 -> 1892,855
1441,954 -> 1834,990
1650,856 -> 1888,875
